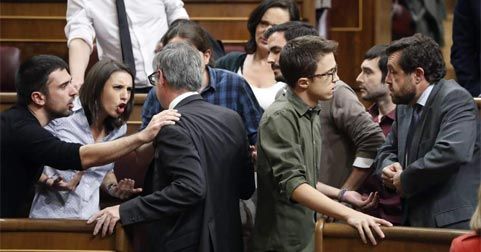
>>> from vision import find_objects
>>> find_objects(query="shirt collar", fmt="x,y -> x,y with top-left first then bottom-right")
368,103 -> 396,121
416,84 -> 434,107
169,91 -> 199,109
285,87 -> 321,117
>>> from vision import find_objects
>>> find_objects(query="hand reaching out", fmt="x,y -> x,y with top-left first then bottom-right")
343,191 -> 379,210
109,178 -> 143,200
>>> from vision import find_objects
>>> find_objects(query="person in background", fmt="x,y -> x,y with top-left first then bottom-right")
30,60 -> 143,219
65,0 -> 189,92
142,20 -> 262,145
216,0 -> 299,110
450,184 -> 481,252
356,44 -> 402,225
450,0 -> 480,97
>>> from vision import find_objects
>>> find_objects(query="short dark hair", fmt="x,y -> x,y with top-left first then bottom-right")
80,59 -> 135,132
264,21 -> 318,41
245,0 -> 300,54
280,35 -> 338,88
161,20 -> 214,66
386,33 -> 446,83
15,55 -> 69,105
364,44 -> 388,82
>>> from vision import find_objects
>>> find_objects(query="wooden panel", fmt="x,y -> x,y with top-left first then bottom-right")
1,18 -> 66,39
315,220 -> 468,252
329,0 -> 383,89
0,218 -> 133,251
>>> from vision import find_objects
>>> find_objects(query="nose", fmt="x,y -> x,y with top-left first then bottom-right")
385,72 -> 392,85
69,83 -> 78,97
355,72 -> 363,84
332,73 -> 339,83
267,53 -> 274,64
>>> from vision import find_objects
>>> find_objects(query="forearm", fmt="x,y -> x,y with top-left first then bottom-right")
292,183 -> 358,221
79,133 -> 146,169
134,142 -> 154,168
68,38 -> 91,88
341,167 -> 371,190
316,182 -> 341,199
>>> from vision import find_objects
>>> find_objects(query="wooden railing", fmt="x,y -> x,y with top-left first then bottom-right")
0,218 -> 133,251
315,219 -> 468,252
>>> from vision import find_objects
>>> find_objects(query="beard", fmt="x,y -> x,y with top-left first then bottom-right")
272,64 -> 285,82
391,86 -> 416,104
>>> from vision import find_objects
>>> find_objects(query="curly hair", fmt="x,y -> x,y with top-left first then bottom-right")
386,33 -> 446,83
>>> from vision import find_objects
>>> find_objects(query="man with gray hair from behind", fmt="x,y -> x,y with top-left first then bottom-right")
88,42 -> 255,252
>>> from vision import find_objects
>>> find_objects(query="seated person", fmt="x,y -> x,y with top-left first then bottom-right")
216,0 -> 300,109
30,59 -> 142,219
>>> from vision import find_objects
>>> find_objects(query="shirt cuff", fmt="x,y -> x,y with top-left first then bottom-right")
352,157 -> 374,168
285,177 -> 307,202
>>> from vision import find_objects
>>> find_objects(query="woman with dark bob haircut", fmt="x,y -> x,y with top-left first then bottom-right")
30,59 -> 144,219
216,0 -> 300,109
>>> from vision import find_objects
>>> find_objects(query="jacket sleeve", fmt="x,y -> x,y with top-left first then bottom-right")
401,88 -> 478,198
331,83 -> 385,163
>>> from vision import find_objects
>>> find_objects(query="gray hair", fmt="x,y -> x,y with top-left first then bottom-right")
152,42 -> 202,91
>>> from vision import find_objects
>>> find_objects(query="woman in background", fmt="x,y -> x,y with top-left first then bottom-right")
216,0 -> 299,109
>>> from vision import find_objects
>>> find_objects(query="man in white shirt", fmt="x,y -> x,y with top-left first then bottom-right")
65,0 -> 189,92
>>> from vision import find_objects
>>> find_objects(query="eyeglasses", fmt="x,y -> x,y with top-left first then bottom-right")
148,70 -> 159,86
308,67 -> 337,83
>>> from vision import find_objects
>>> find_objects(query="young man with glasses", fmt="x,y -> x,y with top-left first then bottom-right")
253,35 -> 392,252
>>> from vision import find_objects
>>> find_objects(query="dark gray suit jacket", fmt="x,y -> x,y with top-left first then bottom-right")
119,94 -> 255,251
375,79 -> 480,228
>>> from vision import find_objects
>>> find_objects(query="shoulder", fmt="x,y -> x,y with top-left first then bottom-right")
215,52 -> 246,71
260,99 -> 295,127
451,232 -> 481,251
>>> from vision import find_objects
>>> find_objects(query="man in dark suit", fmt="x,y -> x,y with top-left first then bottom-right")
377,33 -> 480,229
88,42 -> 255,252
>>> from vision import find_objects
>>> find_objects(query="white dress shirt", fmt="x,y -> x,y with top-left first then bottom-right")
65,0 -> 189,88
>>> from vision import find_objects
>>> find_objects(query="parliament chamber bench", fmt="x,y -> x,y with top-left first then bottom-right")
0,218 -> 469,251
0,218 -> 133,251
315,219 -> 469,252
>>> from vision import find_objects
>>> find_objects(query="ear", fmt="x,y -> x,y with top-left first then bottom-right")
297,77 -> 310,90
202,49 -> 212,65
31,91 -> 46,106
413,67 -> 425,83
157,70 -> 166,88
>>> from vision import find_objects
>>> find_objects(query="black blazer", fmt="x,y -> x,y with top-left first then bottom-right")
119,94 -> 255,252
376,80 -> 480,228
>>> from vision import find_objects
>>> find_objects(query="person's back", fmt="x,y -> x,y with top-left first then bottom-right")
141,96 -> 254,251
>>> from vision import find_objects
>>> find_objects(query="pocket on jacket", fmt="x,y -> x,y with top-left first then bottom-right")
434,206 -> 474,227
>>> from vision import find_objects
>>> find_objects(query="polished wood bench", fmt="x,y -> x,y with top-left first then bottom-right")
0,218 -> 133,251
315,219 -> 468,252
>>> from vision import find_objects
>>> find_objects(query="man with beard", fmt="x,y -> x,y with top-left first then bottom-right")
0,55 -> 179,217
377,33 -> 480,229
356,45 -> 402,225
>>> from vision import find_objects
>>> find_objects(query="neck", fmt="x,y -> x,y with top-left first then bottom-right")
27,104 -> 51,127
253,47 -> 268,60
376,94 -> 396,116
410,81 -> 430,106
90,119 -> 106,141
294,88 -> 318,108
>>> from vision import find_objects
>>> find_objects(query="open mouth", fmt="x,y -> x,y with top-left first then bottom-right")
116,103 -> 126,114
